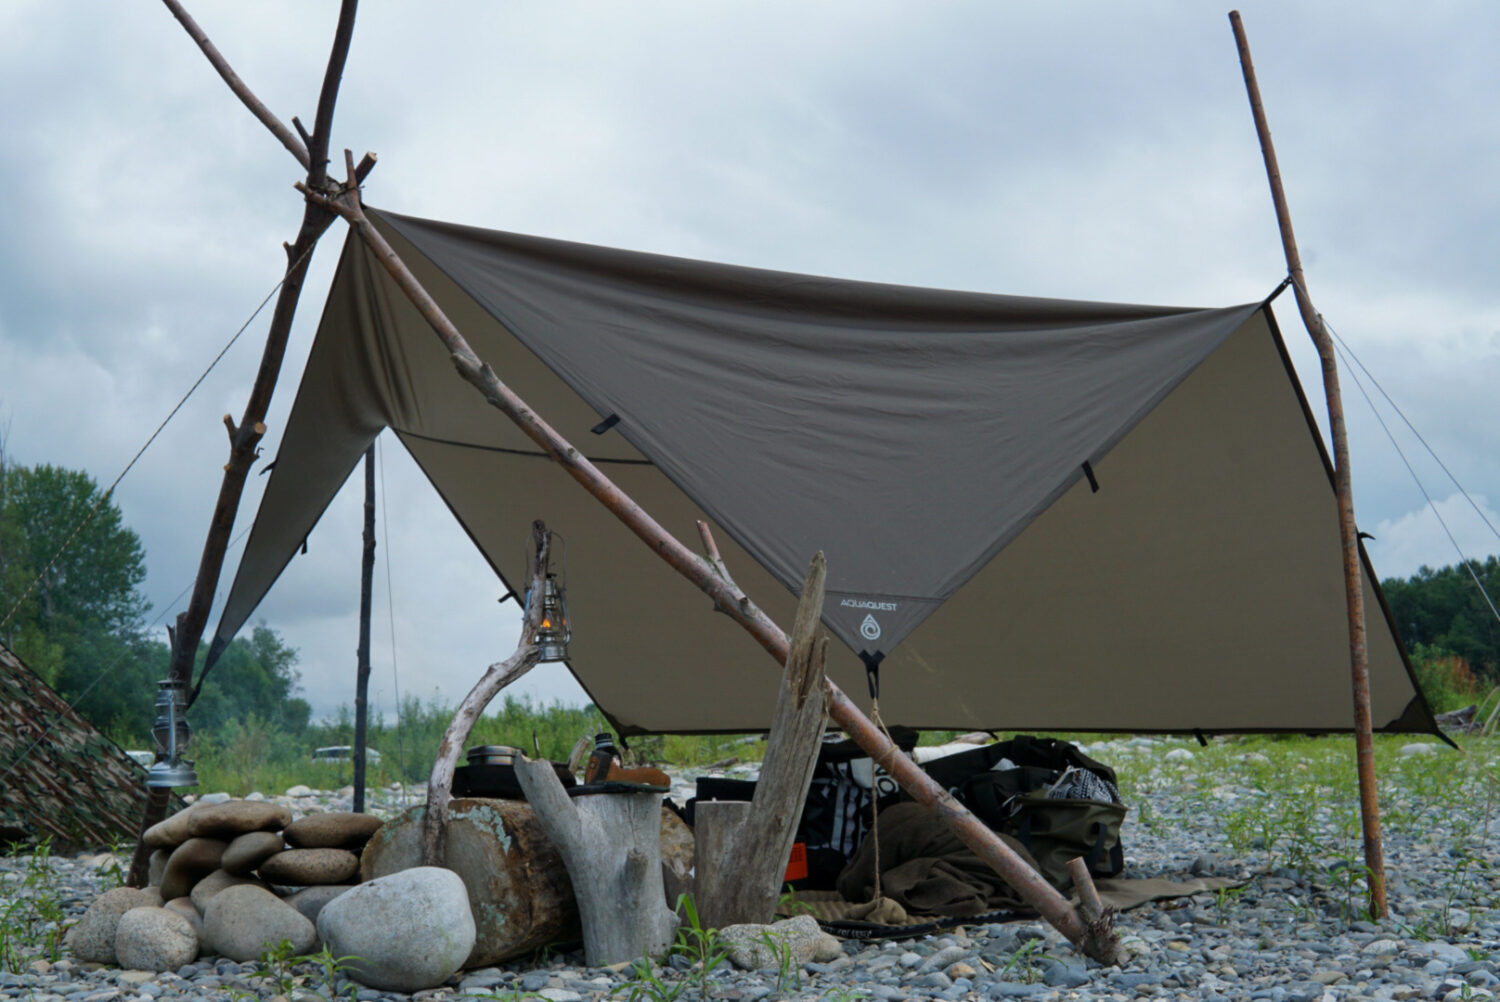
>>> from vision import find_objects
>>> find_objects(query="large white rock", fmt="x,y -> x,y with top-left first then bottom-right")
114,906 -> 198,972
317,867 -> 475,993
202,884 -> 317,961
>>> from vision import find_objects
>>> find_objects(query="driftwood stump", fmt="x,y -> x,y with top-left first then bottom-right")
513,758 -> 677,966
694,553 -> 829,929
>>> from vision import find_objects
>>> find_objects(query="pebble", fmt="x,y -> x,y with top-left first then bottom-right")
5,743 -> 1497,1002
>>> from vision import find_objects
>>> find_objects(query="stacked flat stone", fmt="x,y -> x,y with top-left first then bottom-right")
67,798 -> 386,973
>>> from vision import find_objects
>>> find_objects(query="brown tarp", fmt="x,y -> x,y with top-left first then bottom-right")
210,209 -> 1438,738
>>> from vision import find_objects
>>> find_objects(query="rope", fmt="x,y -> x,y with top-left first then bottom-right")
1326,329 -> 1500,629
866,696 -> 900,904
0,243 -> 316,637
377,437 -> 408,807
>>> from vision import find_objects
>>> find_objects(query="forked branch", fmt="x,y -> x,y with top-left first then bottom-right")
421,521 -> 552,867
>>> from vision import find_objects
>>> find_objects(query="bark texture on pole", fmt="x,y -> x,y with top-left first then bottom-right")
127,0 -> 368,888
354,444 -> 376,812
695,552 -> 829,929
420,522 -> 552,868
1229,9 -> 1385,918
302,161 -> 1117,963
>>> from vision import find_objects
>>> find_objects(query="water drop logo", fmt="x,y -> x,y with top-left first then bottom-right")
860,614 -> 882,641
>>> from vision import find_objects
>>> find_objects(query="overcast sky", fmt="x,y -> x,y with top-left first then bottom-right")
2,2 -> 1497,723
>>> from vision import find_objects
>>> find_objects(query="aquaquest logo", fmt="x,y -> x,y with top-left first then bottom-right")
840,598 -> 899,611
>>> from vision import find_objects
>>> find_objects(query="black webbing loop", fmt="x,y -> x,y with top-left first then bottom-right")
1193,729 -> 1208,748
1082,461 -> 1100,493
590,413 -> 621,435
859,650 -> 885,701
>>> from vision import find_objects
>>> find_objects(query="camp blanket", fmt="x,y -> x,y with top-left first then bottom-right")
783,875 -> 1244,940
835,802 -> 1042,916
813,801 -> 1241,939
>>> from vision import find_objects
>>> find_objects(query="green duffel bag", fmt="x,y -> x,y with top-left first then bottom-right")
1006,791 -> 1128,892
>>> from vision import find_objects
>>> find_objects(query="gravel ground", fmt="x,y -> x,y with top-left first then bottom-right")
3,736 -> 1498,1002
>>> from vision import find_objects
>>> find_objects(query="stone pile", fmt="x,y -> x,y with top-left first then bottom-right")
65,799 -> 408,976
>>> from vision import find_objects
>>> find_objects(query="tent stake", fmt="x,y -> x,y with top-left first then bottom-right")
1229,9 -> 1386,918
302,159 -> 1120,964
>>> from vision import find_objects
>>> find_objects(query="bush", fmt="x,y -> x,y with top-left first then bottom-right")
1411,644 -> 1484,713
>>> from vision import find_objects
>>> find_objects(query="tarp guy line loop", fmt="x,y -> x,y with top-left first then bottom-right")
590,414 -> 621,435
1082,461 -> 1100,493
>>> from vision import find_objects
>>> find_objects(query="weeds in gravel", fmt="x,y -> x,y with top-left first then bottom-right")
756,928 -> 802,992
0,837 -> 71,974
996,940 -> 1050,984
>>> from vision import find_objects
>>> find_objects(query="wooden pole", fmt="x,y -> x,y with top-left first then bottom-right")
302,162 -> 1119,964
354,444 -> 376,812
126,0 -> 370,888
421,522 -> 552,867
1229,9 -> 1386,918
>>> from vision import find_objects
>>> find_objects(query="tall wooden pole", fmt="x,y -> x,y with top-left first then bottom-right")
353,444 -> 376,812
1229,10 -> 1386,918
126,0 -> 370,888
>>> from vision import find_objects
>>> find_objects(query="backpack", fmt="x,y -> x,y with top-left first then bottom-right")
919,735 -> 1127,892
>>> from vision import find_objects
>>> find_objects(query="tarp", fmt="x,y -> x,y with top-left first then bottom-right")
211,209 -> 1438,737
0,642 -> 174,849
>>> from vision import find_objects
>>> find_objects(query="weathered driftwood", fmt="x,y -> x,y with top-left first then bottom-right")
513,757 -> 678,966
303,155 -> 1119,964
695,552 -> 829,929
421,522 -> 552,867
1230,9 -> 1385,918
127,0 -> 370,887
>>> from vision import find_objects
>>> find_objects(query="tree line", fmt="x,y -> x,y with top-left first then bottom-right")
0,450 -> 309,745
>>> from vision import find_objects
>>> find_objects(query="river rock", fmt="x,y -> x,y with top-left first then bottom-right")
114,906 -> 198,972
202,884 -> 317,962
222,831 -> 285,875
163,896 -> 204,939
187,800 -> 291,839
361,799 -> 579,966
64,886 -> 155,963
317,866 -> 475,993
142,805 -> 200,850
719,914 -> 842,970
285,885 -> 354,924
148,849 -> 170,887
159,837 -> 228,900
260,848 -> 360,886
283,811 -> 385,850
189,868 -> 267,911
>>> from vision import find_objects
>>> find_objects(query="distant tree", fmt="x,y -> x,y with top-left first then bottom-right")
0,463 -> 148,642
1383,556 -> 1500,679
189,625 -> 311,737
0,461 -> 153,702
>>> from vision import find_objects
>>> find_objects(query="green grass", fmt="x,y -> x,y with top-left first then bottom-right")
186,694 -> 765,797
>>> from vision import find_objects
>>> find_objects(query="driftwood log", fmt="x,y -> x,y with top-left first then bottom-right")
514,758 -> 678,966
695,553 -> 829,929
421,521 -> 552,867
